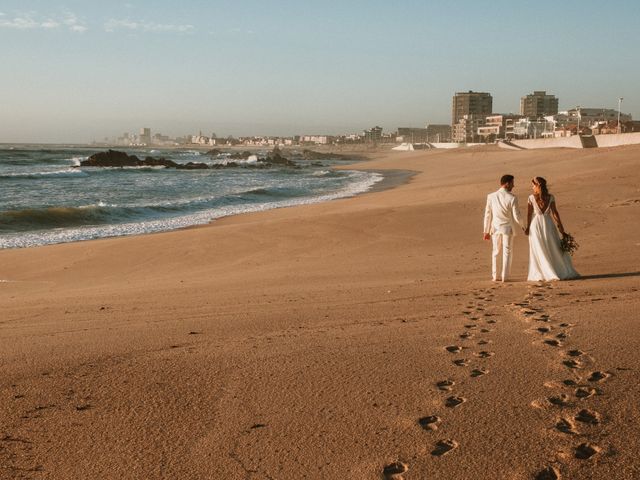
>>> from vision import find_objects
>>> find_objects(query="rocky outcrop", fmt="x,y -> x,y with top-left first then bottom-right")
300,149 -> 352,161
176,162 -> 210,169
81,150 -> 179,168
80,149 -> 297,170
229,151 -> 253,160
264,147 -> 296,166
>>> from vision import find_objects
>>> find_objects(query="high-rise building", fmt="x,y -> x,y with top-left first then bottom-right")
452,114 -> 486,143
140,127 -> 151,145
363,126 -> 383,143
451,91 -> 493,126
520,91 -> 559,119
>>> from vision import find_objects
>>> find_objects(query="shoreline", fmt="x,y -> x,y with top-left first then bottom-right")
0,149 -> 415,250
1,145 -> 639,479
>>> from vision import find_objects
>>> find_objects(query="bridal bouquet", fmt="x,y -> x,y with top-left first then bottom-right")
560,232 -> 579,256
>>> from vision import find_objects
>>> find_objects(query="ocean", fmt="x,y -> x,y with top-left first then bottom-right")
0,146 -> 382,249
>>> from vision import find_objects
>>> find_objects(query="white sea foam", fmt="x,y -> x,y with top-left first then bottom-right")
69,156 -> 86,166
2,168 -> 88,178
208,156 -> 258,166
0,170 -> 383,249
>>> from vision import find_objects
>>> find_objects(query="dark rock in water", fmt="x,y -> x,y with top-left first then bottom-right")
301,149 -> 353,161
176,162 -> 210,170
228,151 -> 253,160
81,148 -> 299,170
210,162 -> 239,169
82,149 -> 142,167
81,150 -> 179,168
262,152 -> 296,167
142,156 -> 179,168
261,146 -> 296,167
204,148 -> 222,156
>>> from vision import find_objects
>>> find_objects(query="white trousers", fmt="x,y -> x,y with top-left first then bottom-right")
491,233 -> 514,281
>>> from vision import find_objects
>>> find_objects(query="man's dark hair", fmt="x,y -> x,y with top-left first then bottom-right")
500,174 -> 514,185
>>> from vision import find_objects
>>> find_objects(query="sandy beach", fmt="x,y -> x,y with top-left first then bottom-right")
1,145 -> 639,479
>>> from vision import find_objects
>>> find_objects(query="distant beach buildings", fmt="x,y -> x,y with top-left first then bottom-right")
94,89 -> 635,147
447,90 -> 637,143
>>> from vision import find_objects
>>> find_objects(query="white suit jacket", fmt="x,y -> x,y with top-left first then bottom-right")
483,188 -> 524,236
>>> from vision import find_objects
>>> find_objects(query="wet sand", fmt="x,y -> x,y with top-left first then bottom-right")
1,144 -> 639,479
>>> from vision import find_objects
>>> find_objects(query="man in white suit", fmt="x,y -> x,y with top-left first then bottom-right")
483,174 -> 524,282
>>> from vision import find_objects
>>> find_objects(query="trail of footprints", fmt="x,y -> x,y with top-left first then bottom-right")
514,283 -> 611,480
383,282 -> 614,479
383,286 -> 499,479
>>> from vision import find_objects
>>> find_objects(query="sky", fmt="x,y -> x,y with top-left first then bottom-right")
1,0 -> 639,143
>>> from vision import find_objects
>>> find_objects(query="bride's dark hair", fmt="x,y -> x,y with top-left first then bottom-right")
532,176 -> 549,197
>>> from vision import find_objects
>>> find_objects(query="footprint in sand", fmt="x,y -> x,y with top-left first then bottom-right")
459,332 -> 474,340
475,351 -> 494,358
562,379 -> 579,387
548,394 -> 571,407
575,409 -> 601,425
544,339 -> 562,347
486,319 -> 497,324
477,340 -> 491,346
537,327 -> 551,333
559,323 -> 573,328
418,416 -> 441,431
480,328 -> 491,333
575,443 -> 601,460
445,345 -> 462,353
453,359 -> 470,367
563,359 -> 582,369
556,332 -> 569,340
575,387 -> 596,399
567,350 -> 584,357
431,439 -> 459,456
471,368 -> 489,377
445,396 -> 466,408
464,324 -> 478,329
587,371 -> 610,382
436,380 -> 455,391
556,417 -> 578,435
535,465 -> 562,480
383,461 -> 408,479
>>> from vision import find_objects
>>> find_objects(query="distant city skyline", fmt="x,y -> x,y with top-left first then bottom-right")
1,0 -> 639,143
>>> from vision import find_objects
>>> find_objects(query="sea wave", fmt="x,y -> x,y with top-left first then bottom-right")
0,168 -> 89,179
0,204 -> 124,230
0,170 -> 383,248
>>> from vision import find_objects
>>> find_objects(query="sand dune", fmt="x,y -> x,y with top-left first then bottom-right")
1,145 -> 639,479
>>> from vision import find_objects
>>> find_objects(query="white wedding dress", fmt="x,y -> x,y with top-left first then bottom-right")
527,194 -> 579,281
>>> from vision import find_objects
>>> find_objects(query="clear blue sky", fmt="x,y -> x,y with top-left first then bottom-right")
1,0 -> 638,143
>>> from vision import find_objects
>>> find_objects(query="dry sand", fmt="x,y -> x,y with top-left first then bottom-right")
1,145 -> 639,479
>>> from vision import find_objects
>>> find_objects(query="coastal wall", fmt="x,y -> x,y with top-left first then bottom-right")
498,132 -> 640,150
594,132 -> 640,147
499,137 -> 583,150
430,142 -> 484,149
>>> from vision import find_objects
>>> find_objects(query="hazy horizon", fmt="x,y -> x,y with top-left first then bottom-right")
2,0 -> 639,143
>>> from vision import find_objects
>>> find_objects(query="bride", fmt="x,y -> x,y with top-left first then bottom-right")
524,177 -> 579,281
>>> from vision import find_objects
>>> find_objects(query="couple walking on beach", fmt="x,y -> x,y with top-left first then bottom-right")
483,174 -> 579,282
